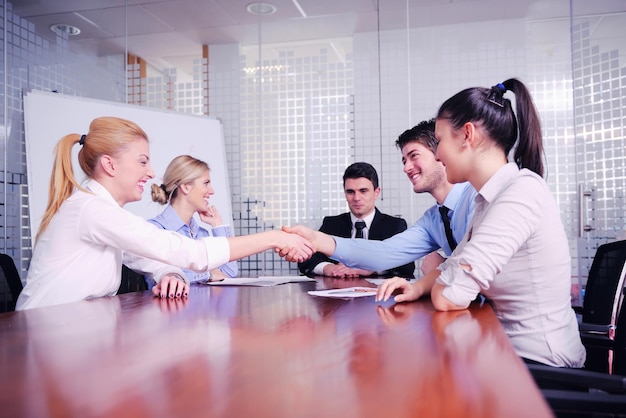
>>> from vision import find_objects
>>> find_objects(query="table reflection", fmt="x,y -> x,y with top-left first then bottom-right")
0,279 -> 551,418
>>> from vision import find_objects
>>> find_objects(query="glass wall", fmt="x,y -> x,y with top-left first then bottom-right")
1,2 -> 126,283
570,3 -> 626,293
2,1 -> 625,300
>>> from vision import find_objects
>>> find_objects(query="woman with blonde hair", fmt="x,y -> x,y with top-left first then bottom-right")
17,116 -> 313,310
147,155 -> 238,285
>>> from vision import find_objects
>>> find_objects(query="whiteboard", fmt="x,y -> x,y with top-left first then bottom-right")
24,90 -> 232,242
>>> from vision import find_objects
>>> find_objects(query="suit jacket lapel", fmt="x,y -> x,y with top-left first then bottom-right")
367,208 -> 383,240
340,213 -> 353,238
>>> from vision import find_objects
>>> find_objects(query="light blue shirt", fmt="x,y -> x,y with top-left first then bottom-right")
147,205 -> 238,285
332,182 -> 476,272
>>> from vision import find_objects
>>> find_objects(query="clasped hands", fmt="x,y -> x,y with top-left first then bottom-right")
276,225 -> 378,278
275,224 -> 327,263
277,225 -> 426,304
272,225 -> 315,263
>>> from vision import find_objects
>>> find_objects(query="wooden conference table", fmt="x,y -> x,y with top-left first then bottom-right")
0,277 -> 552,418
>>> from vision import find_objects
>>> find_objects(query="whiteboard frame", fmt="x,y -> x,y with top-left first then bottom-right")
24,90 -> 232,242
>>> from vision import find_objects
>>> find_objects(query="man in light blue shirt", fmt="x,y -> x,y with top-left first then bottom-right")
286,119 -> 476,276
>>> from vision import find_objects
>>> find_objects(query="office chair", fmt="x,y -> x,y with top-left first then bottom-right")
576,240 -> 626,372
0,253 -> 23,312
527,297 -> 626,416
117,264 -> 148,294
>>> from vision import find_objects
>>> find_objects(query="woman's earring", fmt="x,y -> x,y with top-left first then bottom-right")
462,142 -> 468,147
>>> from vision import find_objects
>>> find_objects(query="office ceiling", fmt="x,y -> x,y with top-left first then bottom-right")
11,0 -> 626,74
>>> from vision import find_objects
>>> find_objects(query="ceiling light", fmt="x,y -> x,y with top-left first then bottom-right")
246,2 -> 277,15
49,24 -> 81,36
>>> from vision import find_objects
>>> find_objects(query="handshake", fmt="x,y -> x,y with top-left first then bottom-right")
272,225 -> 335,263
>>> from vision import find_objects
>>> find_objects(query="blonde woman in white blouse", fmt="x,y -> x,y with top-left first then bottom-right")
17,116 -> 313,310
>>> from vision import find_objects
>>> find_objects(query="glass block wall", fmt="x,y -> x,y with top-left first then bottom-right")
1,3 -> 125,277
2,1 -> 625,294
233,43 -> 355,275
571,13 -> 626,287
0,2 -> 126,309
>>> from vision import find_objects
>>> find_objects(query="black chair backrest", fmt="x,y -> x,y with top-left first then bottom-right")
610,291 -> 626,375
582,240 -> 626,325
117,264 -> 148,294
0,253 -> 23,312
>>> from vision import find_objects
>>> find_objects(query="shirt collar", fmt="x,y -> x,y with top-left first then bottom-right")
156,205 -> 187,231
478,162 -> 519,203
84,179 -> 119,206
441,182 -> 471,212
84,179 -> 201,235
154,204 -> 201,236
350,209 -> 376,228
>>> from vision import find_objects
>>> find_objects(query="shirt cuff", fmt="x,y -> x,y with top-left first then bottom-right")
211,224 -> 233,237
155,267 -> 189,284
313,262 -> 332,276
435,260 -> 480,307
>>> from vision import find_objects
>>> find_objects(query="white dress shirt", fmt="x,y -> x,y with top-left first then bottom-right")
436,163 -> 586,367
17,179 -> 229,310
349,211 -> 375,239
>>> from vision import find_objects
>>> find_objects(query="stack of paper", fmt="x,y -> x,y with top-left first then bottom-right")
206,276 -> 316,287
307,286 -> 378,298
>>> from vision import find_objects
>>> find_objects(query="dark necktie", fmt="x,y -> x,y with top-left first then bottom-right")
439,205 -> 457,251
354,220 -> 366,239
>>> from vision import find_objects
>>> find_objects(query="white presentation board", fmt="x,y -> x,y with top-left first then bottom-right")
24,90 -> 232,242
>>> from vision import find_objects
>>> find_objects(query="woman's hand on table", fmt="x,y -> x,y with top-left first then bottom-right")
375,276 -> 422,303
153,273 -> 189,299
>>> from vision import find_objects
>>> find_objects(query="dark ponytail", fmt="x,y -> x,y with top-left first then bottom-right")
436,78 -> 544,177
502,78 -> 544,177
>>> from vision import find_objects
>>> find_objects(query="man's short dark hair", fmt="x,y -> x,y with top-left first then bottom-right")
343,162 -> 379,189
395,118 -> 438,154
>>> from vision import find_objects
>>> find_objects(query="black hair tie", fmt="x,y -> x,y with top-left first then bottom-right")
493,83 -> 506,94
486,83 -> 506,108
79,134 -> 86,145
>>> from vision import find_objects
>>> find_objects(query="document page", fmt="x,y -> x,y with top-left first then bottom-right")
206,276 -> 316,287
307,286 -> 378,298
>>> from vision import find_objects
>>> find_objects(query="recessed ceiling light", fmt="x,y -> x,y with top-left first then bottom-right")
246,2 -> 277,15
49,23 -> 81,36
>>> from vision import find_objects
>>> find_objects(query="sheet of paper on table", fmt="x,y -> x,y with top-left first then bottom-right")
365,278 -> 417,286
307,286 -> 378,298
206,276 -> 316,287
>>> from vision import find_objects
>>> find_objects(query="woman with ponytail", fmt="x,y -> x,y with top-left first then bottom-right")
17,117 -> 313,310
377,79 -> 585,368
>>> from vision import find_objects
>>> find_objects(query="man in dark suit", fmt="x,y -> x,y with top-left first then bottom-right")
298,162 -> 415,278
